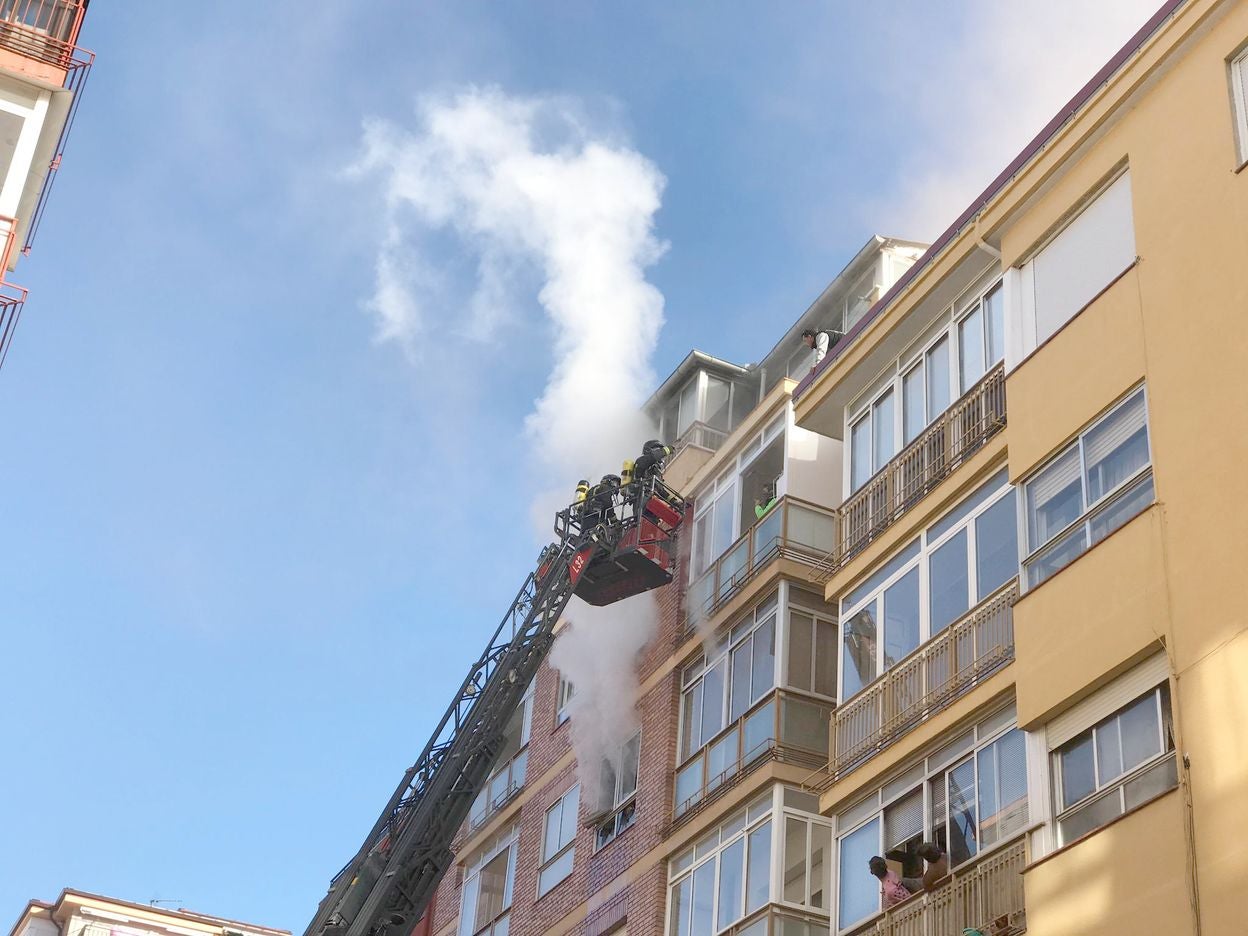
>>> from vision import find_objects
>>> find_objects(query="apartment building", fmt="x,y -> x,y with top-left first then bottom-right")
427,2 -> 1248,936
8,891 -> 287,936
0,0 -> 90,369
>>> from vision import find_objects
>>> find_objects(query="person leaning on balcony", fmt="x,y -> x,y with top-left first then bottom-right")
917,842 -> 949,892
868,856 -> 914,909
801,328 -> 831,370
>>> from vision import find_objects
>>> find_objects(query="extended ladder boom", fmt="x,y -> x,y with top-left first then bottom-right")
304,474 -> 686,936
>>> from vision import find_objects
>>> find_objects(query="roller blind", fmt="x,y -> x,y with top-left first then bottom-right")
1030,171 -> 1135,344
884,788 -> 924,849
1083,390 -> 1147,470
1047,653 -> 1169,749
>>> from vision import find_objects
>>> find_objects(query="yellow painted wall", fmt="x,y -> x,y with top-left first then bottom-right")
1023,791 -> 1192,936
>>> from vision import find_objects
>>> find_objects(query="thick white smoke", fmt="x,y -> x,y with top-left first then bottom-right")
352,86 -> 667,795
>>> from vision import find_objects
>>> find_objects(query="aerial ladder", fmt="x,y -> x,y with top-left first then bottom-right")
303,468 -> 687,936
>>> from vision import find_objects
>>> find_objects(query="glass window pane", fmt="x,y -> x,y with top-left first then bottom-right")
675,757 -> 702,815
1026,445 -> 1083,551
929,530 -> 970,634
691,858 -> 716,936
976,494 -> 1019,600
1095,719 -> 1123,784
682,681 -> 703,759
1025,522 -> 1088,588
1123,756 -> 1178,810
1090,473 -> 1154,546
845,538 -> 922,609
883,567 -> 921,667
926,337 -> 951,420
873,390 -> 896,471
947,758 -> 979,865
458,875 -> 480,936
984,283 -> 1005,366
707,730 -> 739,793
1084,391 -> 1149,503
976,745 -> 998,849
1119,691 -> 1162,773
678,378 -> 699,438
705,376 -> 731,431
788,611 -> 813,692
712,485 -> 737,562
784,818 -> 809,903
693,514 -> 712,578
903,364 -> 925,444
730,641 -> 753,722
717,837 -> 745,929
751,614 -> 776,700
543,802 -> 562,859
742,699 -> 775,760
851,416 -> 871,492
981,728 -> 1028,847
810,823 -> 831,909
959,307 -> 985,392
538,848 -> 574,896
619,733 -> 640,800
746,819 -> 773,913
815,618 -> 838,698
1059,791 -> 1122,845
837,819 -> 880,929
1060,733 -> 1097,808
842,606 -> 878,698
701,659 -> 726,745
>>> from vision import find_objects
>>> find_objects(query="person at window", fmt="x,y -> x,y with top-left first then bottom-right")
754,481 -> 777,520
801,328 -> 833,370
917,843 -> 948,892
868,856 -> 914,909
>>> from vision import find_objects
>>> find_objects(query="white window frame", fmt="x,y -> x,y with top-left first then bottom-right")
537,784 -> 580,898
458,824 -> 519,936
469,682 -> 534,830
1051,685 -> 1175,847
594,731 -> 641,851
689,414 -> 787,584
666,792 -> 775,936
1230,44 -> 1248,165
1019,385 -> 1154,591
783,595 -> 839,701
678,593 -> 779,764
838,470 -> 1016,702
555,675 -> 574,726
834,707 -> 1027,933
845,275 -> 1004,496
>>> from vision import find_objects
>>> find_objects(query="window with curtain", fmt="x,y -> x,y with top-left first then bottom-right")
839,471 -> 1017,702
1023,386 -> 1153,588
835,711 -> 1028,930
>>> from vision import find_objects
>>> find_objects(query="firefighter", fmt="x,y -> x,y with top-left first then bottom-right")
574,479 -> 590,504
633,439 -> 672,482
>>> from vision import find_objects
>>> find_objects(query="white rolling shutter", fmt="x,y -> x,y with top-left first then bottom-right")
1046,652 -> 1169,749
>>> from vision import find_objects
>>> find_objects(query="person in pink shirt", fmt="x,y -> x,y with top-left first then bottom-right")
868,856 -> 915,909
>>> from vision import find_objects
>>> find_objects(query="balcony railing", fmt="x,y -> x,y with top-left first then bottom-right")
672,419 -> 731,459
0,0 -> 86,68
688,497 -> 839,629
846,837 -> 1027,936
672,688 -> 833,827
829,581 -> 1017,781
0,280 -> 25,372
816,365 -> 1007,582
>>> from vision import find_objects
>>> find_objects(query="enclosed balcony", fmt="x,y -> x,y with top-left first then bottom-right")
845,837 -> 1027,936
0,0 -> 86,69
829,581 -> 1017,780
687,497 -> 839,629
817,365 -> 1006,580
673,688 -> 834,825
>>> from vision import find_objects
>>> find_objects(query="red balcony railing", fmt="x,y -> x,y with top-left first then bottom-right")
0,0 -> 86,68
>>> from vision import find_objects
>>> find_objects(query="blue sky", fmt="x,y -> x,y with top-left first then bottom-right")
0,1 -> 1159,930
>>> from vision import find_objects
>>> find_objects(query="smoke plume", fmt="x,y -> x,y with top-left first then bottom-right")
352,86 -> 667,796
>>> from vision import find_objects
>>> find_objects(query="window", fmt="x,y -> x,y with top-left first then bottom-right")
1022,387 -> 1153,588
459,826 -> 518,936
680,596 -> 777,761
469,685 -> 534,830
781,812 -> 833,910
1017,170 -> 1136,350
668,794 -> 774,936
848,278 -> 1003,491
1231,45 -> 1248,164
839,470 -> 1017,700
595,732 -> 641,850
538,785 -> 580,897
785,604 -> 838,699
1053,685 -> 1176,846
556,676 -> 575,726
835,710 -> 1028,930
